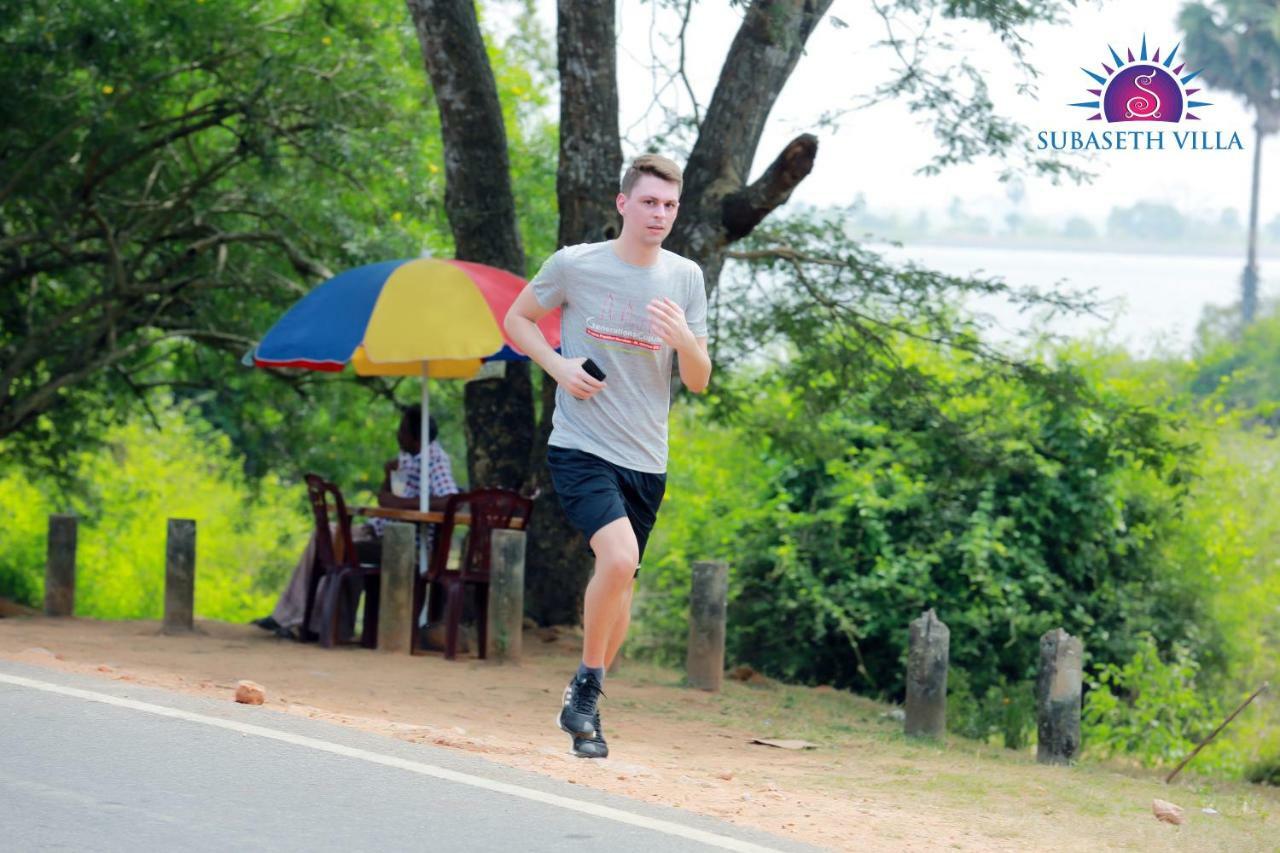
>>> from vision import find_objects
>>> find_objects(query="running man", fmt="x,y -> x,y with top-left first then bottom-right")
504,154 -> 711,758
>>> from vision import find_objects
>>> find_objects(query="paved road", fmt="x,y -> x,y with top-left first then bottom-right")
0,661 -> 819,853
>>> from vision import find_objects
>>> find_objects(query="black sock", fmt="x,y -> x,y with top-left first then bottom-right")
577,661 -> 605,683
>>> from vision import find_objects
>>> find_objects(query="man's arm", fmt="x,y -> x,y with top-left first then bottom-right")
504,285 -> 605,400
376,457 -> 450,511
677,337 -> 712,394
646,296 -> 712,393
377,484 -> 451,511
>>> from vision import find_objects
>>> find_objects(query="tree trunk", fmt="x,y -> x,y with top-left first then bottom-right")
1242,120 -> 1263,326
405,0 -> 831,624
523,0 -> 624,625
465,362 -> 534,490
554,0 -> 624,249
666,0 -> 832,291
405,0 -> 534,491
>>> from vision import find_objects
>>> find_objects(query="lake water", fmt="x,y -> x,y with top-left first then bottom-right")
877,244 -> 1276,356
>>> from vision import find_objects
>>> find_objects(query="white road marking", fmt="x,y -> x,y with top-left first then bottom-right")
0,672 -> 782,852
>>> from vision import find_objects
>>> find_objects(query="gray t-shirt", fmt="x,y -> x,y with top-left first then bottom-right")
532,241 -> 708,473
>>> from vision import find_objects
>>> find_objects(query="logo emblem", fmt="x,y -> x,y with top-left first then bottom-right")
585,294 -> 661,352
1071,35 -> 1212,123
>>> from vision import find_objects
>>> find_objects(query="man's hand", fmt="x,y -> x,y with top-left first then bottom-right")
554,356 -> 607,400
648,295 -> 711,393
646,296 -> 698,354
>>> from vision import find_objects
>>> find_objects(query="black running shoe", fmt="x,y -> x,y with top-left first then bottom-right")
558,670 -> 604,737
571,711 -> 608,759
251,615 -> 280,632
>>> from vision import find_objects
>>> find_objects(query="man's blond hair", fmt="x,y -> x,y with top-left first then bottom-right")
620,154 -> 683,196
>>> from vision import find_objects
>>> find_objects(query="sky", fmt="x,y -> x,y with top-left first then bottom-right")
525,0 -> 1277,228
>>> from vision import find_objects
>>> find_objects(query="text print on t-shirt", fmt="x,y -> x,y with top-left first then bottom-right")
584,293 -> 661,353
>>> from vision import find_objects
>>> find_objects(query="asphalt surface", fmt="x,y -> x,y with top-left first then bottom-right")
0,660 -> 821,853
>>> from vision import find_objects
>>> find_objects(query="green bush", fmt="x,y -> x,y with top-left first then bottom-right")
0,470 -> 51,608
0,402 -> 311,622
633,301 -> 1277,773
629,404 -> 784,666
640,337 -> 1215,705
1189,305 -> 1280,428
1245,755 -> 1280,786
1165,428 -> 1280,680
1082,633 -> 1226,769
948,668 -> 1036,750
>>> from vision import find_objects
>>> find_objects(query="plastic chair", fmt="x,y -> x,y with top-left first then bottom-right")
302,473 -> 381,649
413,489 -> 533,660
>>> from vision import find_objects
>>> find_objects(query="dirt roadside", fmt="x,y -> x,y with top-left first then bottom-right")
2,615 -> 1275,852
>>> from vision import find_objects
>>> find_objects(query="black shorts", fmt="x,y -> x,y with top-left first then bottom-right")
546,445 -> 667,572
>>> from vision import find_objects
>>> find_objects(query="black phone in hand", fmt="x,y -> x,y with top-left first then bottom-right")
582,358 -> 606,381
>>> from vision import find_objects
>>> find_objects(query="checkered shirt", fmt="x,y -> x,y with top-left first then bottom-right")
369,441 -> 459,545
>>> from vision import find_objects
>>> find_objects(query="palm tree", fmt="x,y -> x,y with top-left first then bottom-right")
1180,0 -> 1280,326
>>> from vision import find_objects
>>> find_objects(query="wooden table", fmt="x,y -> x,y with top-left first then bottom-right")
355,504 -> 529,662
354,506 -> 445,524
352,506 -> 526,529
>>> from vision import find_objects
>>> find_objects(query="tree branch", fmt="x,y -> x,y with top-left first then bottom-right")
721,134 -> 818,241
682,0 -> 833,204
556,0 -> 623,246
667,0 -> 833,286
404,0 -> 525,274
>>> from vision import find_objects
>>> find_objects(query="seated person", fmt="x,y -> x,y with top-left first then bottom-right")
253,404 -> 459,640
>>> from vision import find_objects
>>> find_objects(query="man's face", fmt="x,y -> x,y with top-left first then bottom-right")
616,174 -> 680,246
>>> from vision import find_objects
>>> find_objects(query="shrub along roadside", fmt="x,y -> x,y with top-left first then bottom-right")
0,402 -> 311,622
643,339 -> 1213,702
637,333 -> 1278,779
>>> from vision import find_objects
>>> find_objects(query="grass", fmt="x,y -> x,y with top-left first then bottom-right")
613,655 -> 1280,851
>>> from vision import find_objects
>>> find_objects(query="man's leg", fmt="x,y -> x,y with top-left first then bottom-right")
580,517 -> 640,668
559,516 -> 635,741
597,470 -> 662,668
558,519 -> 635,759
602,580 -> 636,670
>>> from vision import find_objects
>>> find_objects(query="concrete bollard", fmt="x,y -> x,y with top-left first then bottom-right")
486,529 -> 526,663
377,522 -> 416,654
162,519 -> 196,634
905,608 -> 949,738
686,560 -> 729,691
44,514 -> 78,617
1036,628 -> 1083,765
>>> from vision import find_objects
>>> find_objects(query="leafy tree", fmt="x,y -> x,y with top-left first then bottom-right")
1190,303 -> 1280,429
682,215 -> 1207,697
404,0 -> 1088,623
0,0 -> 444,470
1181,0 -> 1280,325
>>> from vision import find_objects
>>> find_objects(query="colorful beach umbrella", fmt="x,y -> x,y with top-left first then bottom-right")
251,258 -> 559,563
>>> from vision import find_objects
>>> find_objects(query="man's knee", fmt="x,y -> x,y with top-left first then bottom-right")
598,548 -> 639,581
590,518 -> 639,578
593,540 -> 640,581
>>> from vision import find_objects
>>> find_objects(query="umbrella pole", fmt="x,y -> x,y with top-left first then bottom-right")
420,362 -> 430,578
